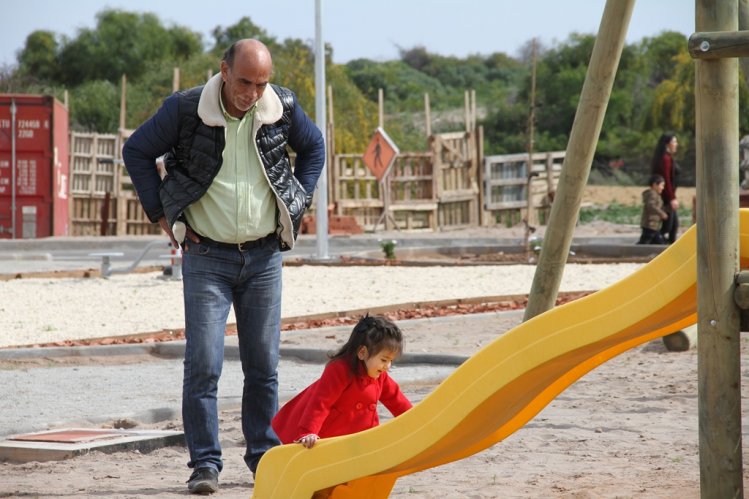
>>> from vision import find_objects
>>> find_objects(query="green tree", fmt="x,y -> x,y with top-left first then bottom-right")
56,9 -> 202,86
70,80 -> 119,131
210,17 -> 277,56
17,31 -> 60,82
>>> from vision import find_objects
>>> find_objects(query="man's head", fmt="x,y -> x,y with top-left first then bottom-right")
220,39 -> 273,118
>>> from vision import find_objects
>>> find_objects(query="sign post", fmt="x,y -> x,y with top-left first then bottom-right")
363,127 -> 399,231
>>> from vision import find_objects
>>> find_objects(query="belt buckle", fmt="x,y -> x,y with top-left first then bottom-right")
238,241 -> 248,252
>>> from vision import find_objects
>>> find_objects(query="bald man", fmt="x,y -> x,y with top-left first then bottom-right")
123,39 -> 325,494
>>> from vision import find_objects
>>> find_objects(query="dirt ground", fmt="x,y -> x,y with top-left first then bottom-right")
583,185 -> 697,208
3,323 -> 749,499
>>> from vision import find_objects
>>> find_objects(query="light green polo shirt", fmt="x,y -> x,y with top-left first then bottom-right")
184,96 -> 277,243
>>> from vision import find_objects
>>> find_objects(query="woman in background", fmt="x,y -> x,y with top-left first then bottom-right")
650,133 -> 680,244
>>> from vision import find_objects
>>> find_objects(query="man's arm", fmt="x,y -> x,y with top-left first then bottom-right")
287,95 -> 325,197
122,94 -> 181,222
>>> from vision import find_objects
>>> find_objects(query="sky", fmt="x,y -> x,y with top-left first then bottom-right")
2,0 -> 695,68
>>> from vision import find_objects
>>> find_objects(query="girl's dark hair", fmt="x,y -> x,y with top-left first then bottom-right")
651,133 -> 676,174
330,315 -> 404,374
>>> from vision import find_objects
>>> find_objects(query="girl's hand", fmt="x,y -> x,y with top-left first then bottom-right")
296,434 -> 319,448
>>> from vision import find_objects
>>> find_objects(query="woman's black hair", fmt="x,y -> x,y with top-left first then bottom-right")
651,132 -> 677,174
329,315 -> 404,374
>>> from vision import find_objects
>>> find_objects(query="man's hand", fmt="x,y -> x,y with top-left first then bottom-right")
670,198 -> 680,210
158,217 -> 200,249
296,434 -> 319,449
158,217 -> 178,248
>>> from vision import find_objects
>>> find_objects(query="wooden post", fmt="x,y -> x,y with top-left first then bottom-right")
378,88 -> 384,129
476,125 -> 486,226
464,90 -> 470,132
695,0 -> 743,496
525,39 -> 538,251
172,67 -> 180,92
523,0 -> 635,321
471,89 -> 477,131
741,0 -> 749,84
424,93 -> 432,138
119,74 -> 127,132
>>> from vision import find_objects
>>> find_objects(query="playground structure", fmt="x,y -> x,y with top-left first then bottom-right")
252,209 -> 745,498
252,0 -> 746,497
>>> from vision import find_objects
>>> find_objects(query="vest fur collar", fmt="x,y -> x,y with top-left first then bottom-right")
197,73 -> 284,127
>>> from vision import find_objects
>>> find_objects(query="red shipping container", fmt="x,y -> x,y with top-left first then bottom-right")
0,94 -> 69,238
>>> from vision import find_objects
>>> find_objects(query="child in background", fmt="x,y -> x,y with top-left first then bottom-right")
272,315 -> 412,448
637,174 -> 668,245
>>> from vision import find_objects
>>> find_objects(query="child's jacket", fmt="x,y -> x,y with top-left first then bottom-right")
272,357 -> 412,444
641,187 -> 667,230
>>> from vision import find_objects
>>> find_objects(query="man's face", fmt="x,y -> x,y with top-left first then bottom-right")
220,55 -> 271,118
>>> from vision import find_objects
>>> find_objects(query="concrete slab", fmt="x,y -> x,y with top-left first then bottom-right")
0,428 -> 183,463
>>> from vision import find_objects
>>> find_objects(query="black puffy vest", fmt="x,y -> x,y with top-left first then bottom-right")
160,84 -> 309,250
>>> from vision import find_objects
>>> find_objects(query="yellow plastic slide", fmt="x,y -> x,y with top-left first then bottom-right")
253,210 -> 749,498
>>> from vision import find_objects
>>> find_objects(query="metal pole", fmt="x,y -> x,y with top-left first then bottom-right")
523,0 -> 635,321
314,0 -> 329,258
10,98 -> 17,239
695,0 -> 743,496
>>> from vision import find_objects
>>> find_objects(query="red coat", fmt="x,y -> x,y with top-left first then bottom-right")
272,357 -> 412,444
657,153 -> 677,203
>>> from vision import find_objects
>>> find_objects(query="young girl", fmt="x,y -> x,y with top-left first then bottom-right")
272,315 -> 412,448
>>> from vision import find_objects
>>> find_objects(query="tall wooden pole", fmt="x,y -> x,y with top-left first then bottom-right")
378,88 -> 384,129
424,93 -> 432,138
525,38 -> 538,251
523,0 -> 635,321
695,0 -> 743,496
172,67 -> 180,92
464,90 -> 470,132
740,0 -> 749,84
119,74 -> 127,132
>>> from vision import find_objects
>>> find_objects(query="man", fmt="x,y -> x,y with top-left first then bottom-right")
122,39 -> 324,494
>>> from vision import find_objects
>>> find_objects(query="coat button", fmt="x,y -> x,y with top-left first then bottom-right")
368,404 -> 376,411
355,402 -> 363,410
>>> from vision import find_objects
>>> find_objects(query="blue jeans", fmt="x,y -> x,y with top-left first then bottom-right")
181,235 -> 282,474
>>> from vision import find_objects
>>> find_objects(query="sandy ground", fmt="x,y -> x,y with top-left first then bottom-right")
0,263 -> 644,349
0,189 -> 730,498
4,259 -> 747,498
3,316 -> 749,498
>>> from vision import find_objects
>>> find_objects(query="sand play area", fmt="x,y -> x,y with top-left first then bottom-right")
2,207 -> 749,498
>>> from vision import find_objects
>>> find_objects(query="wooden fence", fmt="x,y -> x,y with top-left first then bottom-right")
67,130 -> 563,235
69,131 -> 158,236
330,130 -> 482,231
483,151 -> 565,226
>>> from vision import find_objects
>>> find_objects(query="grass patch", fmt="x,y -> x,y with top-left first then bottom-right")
579,202 -> 640,225
579,202 -> 692,226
